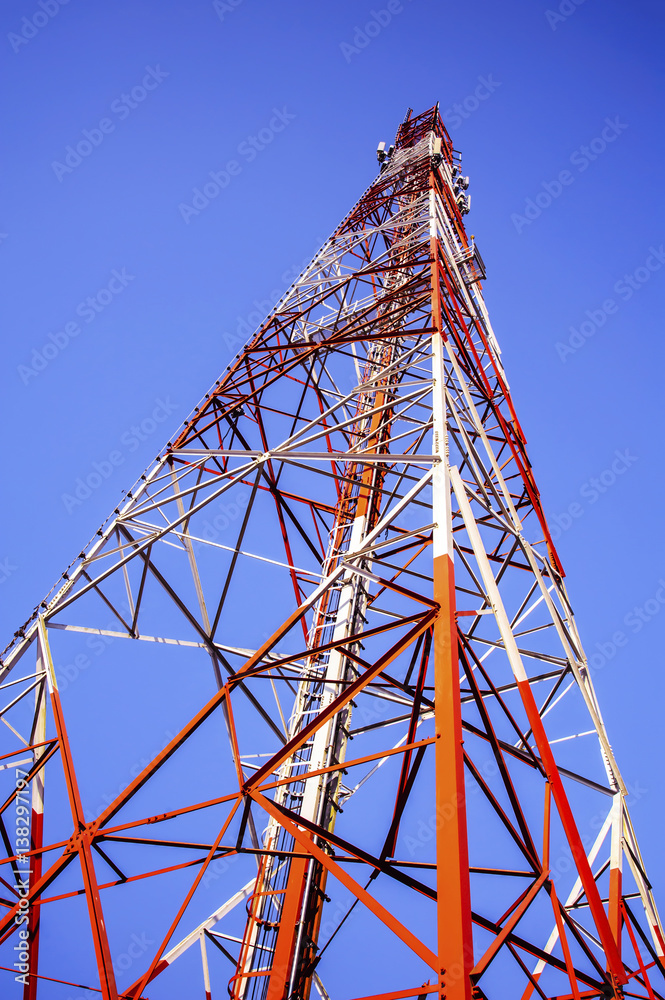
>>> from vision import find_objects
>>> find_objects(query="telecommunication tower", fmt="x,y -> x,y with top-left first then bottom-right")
1,105 -> 663,1000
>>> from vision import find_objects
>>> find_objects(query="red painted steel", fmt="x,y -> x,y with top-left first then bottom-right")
0,103 -> 662,1000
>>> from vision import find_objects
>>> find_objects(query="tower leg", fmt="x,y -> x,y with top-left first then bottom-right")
432,321 -> 473,999
433,552 -> 473,1000
23,658 -> 46,1000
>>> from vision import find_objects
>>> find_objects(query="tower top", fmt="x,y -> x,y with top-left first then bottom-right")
394,102 -> 453,155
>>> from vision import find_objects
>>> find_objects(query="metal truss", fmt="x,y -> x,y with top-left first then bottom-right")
0,105 -> 663,1000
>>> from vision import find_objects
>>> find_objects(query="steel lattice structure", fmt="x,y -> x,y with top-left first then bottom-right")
1,105 -> 663,1000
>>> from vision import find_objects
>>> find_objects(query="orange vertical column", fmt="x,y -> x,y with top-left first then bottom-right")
608,795 -> 623,973
430,178 -> 474,1000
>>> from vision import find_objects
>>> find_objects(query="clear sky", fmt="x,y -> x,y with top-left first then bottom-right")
1,0 -> 664,976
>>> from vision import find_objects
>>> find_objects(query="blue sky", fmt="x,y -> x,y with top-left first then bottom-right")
1,0 -> 664,971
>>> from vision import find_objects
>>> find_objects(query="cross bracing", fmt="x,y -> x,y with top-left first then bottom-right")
0,105 -> 662,1000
